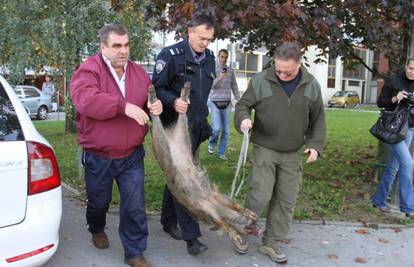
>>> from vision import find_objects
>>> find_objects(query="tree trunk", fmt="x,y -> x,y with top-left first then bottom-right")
64,68 -> 78,133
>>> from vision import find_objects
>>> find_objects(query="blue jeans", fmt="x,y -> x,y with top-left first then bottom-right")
208,100 -> 231,156
372,128 -> 414,213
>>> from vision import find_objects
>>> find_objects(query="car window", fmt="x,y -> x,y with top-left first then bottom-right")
23,87 -> 40,98
333,91 -> 346,97
14,88 -> 23,97
0,83 -> 24,141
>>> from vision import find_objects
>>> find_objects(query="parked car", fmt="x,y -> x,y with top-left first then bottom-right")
14,85 -> 53,120
0,75 -> 62,267
327,90 -> 360,108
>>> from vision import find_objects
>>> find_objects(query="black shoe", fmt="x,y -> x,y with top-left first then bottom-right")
406,213 -> 414,220
163,225 -> 182,240
186,239 -> 208,255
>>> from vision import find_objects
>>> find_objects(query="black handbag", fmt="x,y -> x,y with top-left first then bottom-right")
369,105 -> 409,144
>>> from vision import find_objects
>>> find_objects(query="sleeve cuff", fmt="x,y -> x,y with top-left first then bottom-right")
117,98 -> 127,115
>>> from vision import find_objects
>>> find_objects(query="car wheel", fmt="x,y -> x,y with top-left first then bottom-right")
37,106 -> 48,120
343,102 -> 349,108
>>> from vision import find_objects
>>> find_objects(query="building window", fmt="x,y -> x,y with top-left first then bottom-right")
372,51 -> 380,79
348,80 -> 360,86
235,51 -> 259,78
327,78 -> 336,88
327,56 -> 336,88
342,47 -> 367,79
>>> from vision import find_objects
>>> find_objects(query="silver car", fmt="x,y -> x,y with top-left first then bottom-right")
14,85 -> 53,120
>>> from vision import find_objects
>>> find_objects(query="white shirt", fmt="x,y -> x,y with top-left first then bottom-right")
102,54 -> 127,97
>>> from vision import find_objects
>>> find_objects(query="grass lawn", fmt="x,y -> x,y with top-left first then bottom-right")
33,109 -> 411,224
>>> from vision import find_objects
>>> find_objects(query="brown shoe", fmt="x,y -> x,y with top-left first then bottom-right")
124,256 -> 153,267
91,232 -> 109,249
259,244 -> 287,263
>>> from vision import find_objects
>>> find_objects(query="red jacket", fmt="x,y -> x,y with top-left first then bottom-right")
70,53 -> 150,159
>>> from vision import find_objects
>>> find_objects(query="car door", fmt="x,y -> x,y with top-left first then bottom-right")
22,86 -> 41,114
0,83 -> 28,228
14,87 -> 29,114
353,93 -> 360,105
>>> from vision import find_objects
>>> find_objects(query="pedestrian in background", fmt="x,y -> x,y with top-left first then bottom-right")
42,74 -> 55,98
234,42 -> 326,263
70,23 -> 162,267
207,49 -> 240,160
372,57 -> 414,220
152,14 -> 216,256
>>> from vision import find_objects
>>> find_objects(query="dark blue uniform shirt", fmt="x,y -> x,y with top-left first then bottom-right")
152,37 -> 216,129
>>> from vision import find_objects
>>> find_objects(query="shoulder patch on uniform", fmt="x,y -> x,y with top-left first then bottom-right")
155,59 -> 166,74
169,47 -> 183,56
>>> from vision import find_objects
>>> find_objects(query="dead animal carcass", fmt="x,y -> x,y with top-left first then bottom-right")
148,82 -> 261,240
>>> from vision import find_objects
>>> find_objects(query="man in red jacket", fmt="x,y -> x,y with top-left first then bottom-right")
70,23 -> 162,267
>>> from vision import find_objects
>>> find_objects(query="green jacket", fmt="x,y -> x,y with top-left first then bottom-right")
234,67 -> 326,153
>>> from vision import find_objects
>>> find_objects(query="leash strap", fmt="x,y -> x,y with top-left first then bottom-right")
230,131 -> 249,198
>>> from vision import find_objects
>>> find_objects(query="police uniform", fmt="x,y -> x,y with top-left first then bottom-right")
152,37 -> 215,241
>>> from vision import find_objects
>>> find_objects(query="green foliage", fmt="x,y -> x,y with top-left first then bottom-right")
146,0 -> 414,74
34,109 -> 409,223
0,0 -> 154,132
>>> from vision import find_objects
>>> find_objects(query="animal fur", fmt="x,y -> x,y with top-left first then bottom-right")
148,82 -> 260,236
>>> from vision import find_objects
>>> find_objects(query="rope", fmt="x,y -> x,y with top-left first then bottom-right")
230,131 -> 249,199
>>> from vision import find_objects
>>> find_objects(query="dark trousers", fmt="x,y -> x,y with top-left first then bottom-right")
160,125 -> 207,241
161,186 -> 201,240
83,146 -> 148,258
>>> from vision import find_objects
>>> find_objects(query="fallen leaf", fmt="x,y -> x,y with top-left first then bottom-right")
281,239 -> 292,244
378,237 -> 389,243
355,257 -> 367,263
392,227 -> 403,233
355,229 -> 369,234
358,219 -> 368,227
327,254 -> 339,260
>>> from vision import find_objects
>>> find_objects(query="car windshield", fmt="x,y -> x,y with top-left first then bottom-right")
0,83 -> 24,141
333,91 -> 346,97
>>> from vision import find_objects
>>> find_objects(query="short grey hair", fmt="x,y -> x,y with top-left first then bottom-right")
188,14 -> 214,30
274,42 -> 302,62
98,23 -> 128,44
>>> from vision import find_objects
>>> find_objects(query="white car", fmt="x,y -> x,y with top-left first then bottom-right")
0,75 -> 62,266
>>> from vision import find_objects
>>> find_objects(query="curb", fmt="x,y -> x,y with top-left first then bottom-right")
293,219 -> 414,229
61,186 -> 413,229
62,182 -> 81,196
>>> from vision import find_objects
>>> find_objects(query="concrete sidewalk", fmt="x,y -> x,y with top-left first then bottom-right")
44,188 -> 414,267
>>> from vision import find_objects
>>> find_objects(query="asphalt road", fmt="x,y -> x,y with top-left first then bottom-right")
43,188 -> 414,267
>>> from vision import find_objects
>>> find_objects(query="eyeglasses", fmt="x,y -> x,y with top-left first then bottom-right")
275,70 -> 296,77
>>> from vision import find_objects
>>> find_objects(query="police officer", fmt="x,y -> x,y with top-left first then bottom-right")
152,14 -> 216,255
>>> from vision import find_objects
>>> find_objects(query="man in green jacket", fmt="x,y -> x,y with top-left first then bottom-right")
234,42 -> 326,263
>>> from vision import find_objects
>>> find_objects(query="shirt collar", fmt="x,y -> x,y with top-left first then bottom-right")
185,38 -> 206,63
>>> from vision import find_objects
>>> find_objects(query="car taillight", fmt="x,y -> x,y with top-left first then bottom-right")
27,141 -> 60,195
